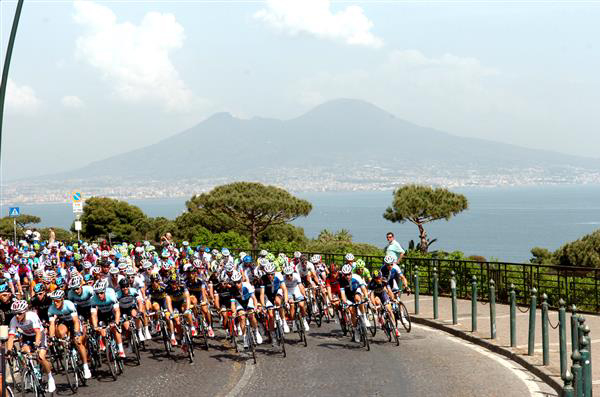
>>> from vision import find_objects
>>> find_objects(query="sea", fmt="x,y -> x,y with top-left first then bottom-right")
8,185 -> 600,264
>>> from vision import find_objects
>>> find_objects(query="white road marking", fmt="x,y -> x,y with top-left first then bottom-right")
226,358 -> 255,397
413,324 -> 557,397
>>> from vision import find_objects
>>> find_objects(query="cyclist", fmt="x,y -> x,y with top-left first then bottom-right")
165,274 -> 196,344
6,300 -> 55,392
339,264 -> 369,343
368,270 -> 399,337
0,281 -> 15,326
47,289 -> 92,379
90,280 -> 126,358
354,259 -> 371,283
116,278 -> 147,343
258,262 -> 289,338
282,264 -> 310,332
185,265 -> 214,338
67,275 -> 94,322
229,271 -> 262,348
380,255 -> 410,298
30,283 -> 53,324
146,273 -> 176,346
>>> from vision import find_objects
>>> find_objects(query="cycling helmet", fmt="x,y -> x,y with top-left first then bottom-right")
243,255 -> 252,264
34,269 -> 44,278
135,246 -> 144,254
221,248 -> 230,256
264,262 -> 276,274
33,283 -> 45,293
118,278 -> 130,289
344,253 -> 355,262
192,259 -> 201,268
356,259 -> 365,269
118,262 -> 128,271
230,271 -> 242,282
373,270 -> 381,278
125,268 -> 136,276
383,255 -> 395,265
224,263 -> 234,272
283,265 -> 294,275
211,249 -> 219,256
150,273 -> 160,281
204,247 -> 210,253
310,254 -> 321,264
341,264 -> 353,275
109,267 -> 120,275
161,250 -> 170,258
93,280 -> 107,292
91,266 -> 100,275
46,270 -> 56,278
162,261 -> 172,271
8,267 -> 17,275
182,263 -> 193,272
239,252 -> 247,259
267,253 -> 276,261
259,249 -> 268,257
11,300 -> 28,313
55,277 -> 66,287
48,290 -> 65,300
83,261 -> 92,269
101,250 -> 109,258
43,275 -> 53,283
142,261 -> 153,270
83,274 -> 93,282
0,283 -> 10,293
293,251 -> 301,259
69,276 -> 83,289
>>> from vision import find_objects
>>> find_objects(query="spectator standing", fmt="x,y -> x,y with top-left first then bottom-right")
385,232 -> 404,262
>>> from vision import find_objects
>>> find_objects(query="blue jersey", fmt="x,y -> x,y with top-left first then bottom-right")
116,288 -> 140,310
68,286 -> 94,308
380,264 -> 403,289
90,287 -> 119,314
259,273 -> 284,300
339,274 -> 366,296
230,282 -> 255,305
48,300 -> 78,323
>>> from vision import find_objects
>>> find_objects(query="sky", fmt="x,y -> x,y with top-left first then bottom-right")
1,0 -> 599,180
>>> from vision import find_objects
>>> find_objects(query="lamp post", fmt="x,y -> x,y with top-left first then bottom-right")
0,0 -> 25,216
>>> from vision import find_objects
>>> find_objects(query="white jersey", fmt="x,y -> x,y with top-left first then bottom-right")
296,262 -> 315,277
9,311 -> 43,337
284,273 -> 302,290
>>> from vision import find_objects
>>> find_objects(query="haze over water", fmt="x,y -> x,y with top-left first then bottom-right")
19,185 -> 600,263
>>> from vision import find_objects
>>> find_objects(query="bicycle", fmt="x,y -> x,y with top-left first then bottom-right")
307,287 -> 324,328
270,305 -> 287,357
346,299 -> 370,351
226,310 -> 240,353
242,309 -> 257,364
13,351 -> 47,397
54,336 -> 87,392
120,314 -> 142,365
393,292 -> 412,333
173,309 -> 194,363
95,322 -> 122,380
376,304 -> 399,346
149,309 -> 173,358
6,346 -> 22,395
291,299 -> 308,347
84,322 -> 102,375
193,304 -> 210,350
365,302 -> 378,338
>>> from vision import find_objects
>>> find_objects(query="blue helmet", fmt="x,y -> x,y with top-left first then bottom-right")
0,283 -> 9,293
243,255 -> 253,264
204,247 -> 210,253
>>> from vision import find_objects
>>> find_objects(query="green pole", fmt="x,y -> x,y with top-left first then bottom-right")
471,275 -> 477,332
581,325 -> 592,397
414,265 -> 419,315
489,279 -> 496,339
528,288 -> 537,356
433,267 -> 438,319
510,283 -> 517,347
542,293 -> 549,365
559,299 -> 567,380
580,334 -> 591,397
451,270 -> 457,325
578,316 -> 586,352
572,350 -> 583,397
571,305 -> 579,354
562,369 -> 574,397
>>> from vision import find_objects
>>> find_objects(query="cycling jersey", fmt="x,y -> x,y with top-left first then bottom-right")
0,297 -> 15,326
48,300 -> 79,323
9,311 -> 42,337
380,264 -> 403,291
90,287 -> 119,314
296,262 -> 315,278
368,279 -> 390,303
283,273 -> 304,301
116,287 -> 141,313
230,282 -> 255,311
259,273 -> 284,302
185,277 -> 205,300
165,283 -> 188,310
30,294 -> 53,323
339,274 -> 367,299
325,273 -> 341,296
68,285 -> 94,319
147,282 -> 167,302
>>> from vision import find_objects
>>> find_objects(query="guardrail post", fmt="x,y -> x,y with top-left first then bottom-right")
571,305 -> 578,354
562,369 -> 574,397
510,283 -> 516,347
471,275 -> 477,332
433,267 -> 439,319
578,316 -> 586,352
414,265 -> 420,315
490,279 -> 496,339
580,336 -> 591,397
581,325 -> 592,397
572,349 -> 583,397
559,299 -> 567,379
528,288 -> 537,356
542,293 -> 549,365
451,270 -> 457,325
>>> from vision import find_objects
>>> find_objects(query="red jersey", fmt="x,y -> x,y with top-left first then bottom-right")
325,273 -> 341,296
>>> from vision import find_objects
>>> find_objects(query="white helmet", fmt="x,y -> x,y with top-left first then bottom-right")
230,271 -> 242,282
293,251 -> 302,259
193,259 -> 201,268
69,275 -> 83,289
93,280 -> 108,292
384,255 -> 395,265
264,262 -> 276,274
11,300 -> 28,313
239,252 -> 247,259
344,253 -> 355,261
48,290 -> 65,300
224,263 -> 234,272
310,254 -> 321,264
283,265 -> 294,275
341,264 -> 353,275
259,249 -> 268,257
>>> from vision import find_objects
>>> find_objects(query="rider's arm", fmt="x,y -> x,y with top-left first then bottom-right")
48,317 -> 57,338
113,304 -> 121,325
281,283 -> 289,304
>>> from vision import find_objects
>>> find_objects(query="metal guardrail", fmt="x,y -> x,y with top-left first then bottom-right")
232,249 -> 600,313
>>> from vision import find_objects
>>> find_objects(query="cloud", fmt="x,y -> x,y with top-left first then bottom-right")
61,95 -> 85,109
73,0 -> 195,112
6,79 -> 41,113
254,0 -> 383,48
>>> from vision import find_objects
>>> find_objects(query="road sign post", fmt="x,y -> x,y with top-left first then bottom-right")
8,207 -> 19,245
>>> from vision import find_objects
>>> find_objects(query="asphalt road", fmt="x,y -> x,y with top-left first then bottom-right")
51,319 -> 553,397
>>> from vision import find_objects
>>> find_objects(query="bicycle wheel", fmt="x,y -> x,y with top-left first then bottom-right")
367,307 -> 377,337
298,316 -> 308,347
20,368 -> 31,397
6,385 -> 14,397
62,351 -> 78,392
32,372 -> 45,397
130,332 -> 141,365
398,302 -> 411,333
314,295 -> 323,328
383,314 -> 392,342
230,320 -> 239,353
200,318 -> 209,350
8,356 -> 22,393
360,321 -> 370,351
338,310 -> 348,335
70,352 -> 81,390
183,326 -> 194,363
276,319 -> 286,358
105,339 -> 118,381
160,321 -> 172,357
305,297 -> 313,325
247,327 -> 257,364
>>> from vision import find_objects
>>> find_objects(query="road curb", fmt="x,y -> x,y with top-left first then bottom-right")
411,316 -> 563,395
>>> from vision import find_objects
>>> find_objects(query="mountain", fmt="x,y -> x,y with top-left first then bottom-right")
41,98 -> 600,185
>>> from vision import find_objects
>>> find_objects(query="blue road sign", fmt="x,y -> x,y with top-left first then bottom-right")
73,192 -> 81,202
9,207 -> 20,217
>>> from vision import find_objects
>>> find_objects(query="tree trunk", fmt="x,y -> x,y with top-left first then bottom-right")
251,222 -> 258,251
417,223 -> 428,253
